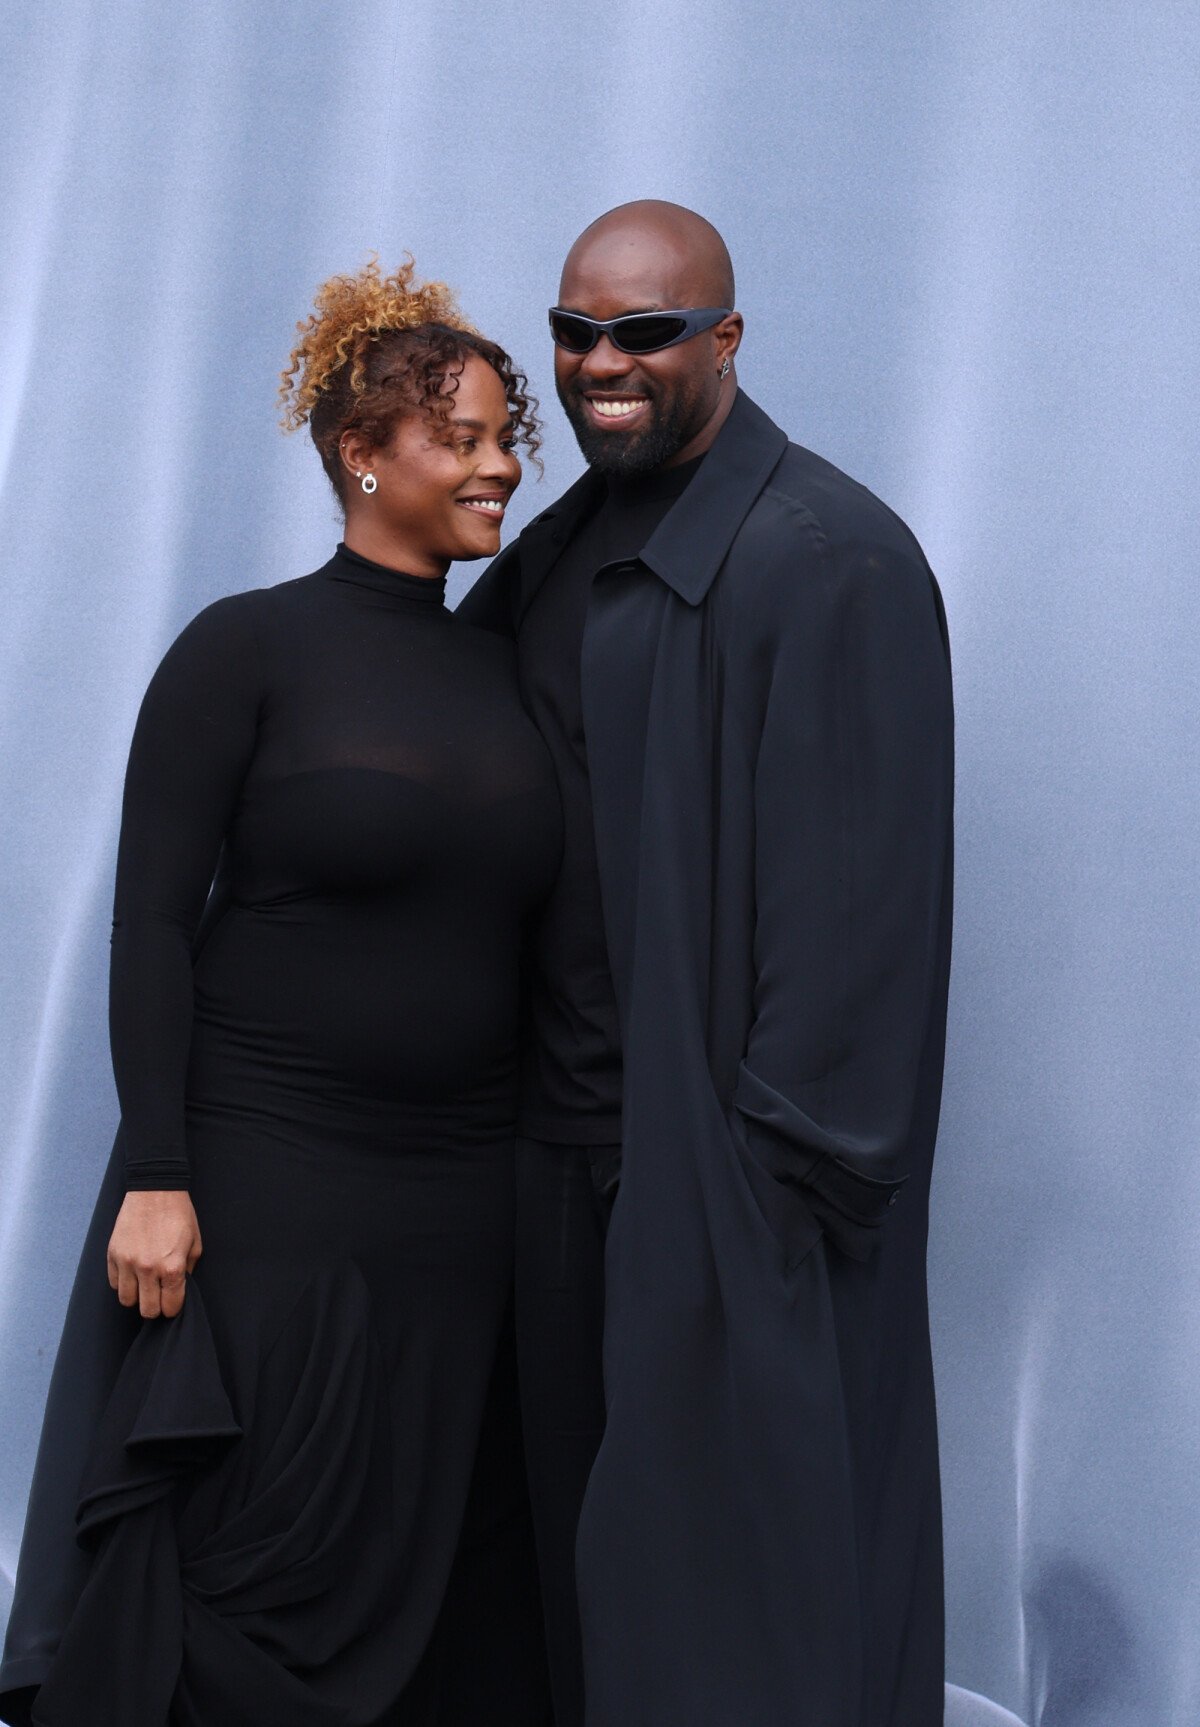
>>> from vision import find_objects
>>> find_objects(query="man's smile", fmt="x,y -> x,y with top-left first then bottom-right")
584,394 -> 651,427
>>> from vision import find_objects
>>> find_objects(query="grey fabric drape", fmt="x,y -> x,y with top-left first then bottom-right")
2,5 -> 1196,1723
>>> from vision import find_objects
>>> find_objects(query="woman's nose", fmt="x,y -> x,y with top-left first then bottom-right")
479,447 -> 521,484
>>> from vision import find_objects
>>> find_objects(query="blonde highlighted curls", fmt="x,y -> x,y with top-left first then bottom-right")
279,256 -> 472,430
279,255 -> 541,500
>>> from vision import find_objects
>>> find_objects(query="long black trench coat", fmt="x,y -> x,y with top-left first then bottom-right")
459,389 -> 955,1727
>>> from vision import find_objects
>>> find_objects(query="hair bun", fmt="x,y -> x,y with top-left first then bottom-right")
279,255 -> 476,432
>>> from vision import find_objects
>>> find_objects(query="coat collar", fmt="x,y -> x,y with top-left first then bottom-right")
640,391 -> 789,605
515,390 -> 790,617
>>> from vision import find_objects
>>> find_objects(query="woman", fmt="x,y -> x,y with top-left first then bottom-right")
0,260 -> 561,1726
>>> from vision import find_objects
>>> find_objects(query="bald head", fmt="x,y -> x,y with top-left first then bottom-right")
561,200 -> 735,309
553,199 -> 743,476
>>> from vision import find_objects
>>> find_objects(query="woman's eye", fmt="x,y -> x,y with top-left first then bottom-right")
458,438 -> 477,453
501,439 -> 517,453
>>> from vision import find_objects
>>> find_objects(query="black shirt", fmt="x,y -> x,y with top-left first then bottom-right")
517,457 -> 703,1142
111,543 -> 561,1187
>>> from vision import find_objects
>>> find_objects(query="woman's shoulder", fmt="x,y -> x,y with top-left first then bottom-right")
151,576 -> 318,699
137,568 -> 343,722
197,570 -> 321,619
167,571 -> 321,651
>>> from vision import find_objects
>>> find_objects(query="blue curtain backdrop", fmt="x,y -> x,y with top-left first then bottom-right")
1,5 -> 1196,1723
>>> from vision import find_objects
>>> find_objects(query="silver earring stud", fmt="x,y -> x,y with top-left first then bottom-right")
361,472 -> 377,495
720,358 -> 730,380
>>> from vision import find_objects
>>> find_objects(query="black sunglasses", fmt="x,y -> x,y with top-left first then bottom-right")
548,306 -> 732,356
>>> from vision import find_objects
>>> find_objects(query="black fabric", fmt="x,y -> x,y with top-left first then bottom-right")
113,543 -> 559,1189
458,390 -> 954,1726
1,545 -> 560,1725
512,1139 -> 617,1727
515,459 -> 701,1144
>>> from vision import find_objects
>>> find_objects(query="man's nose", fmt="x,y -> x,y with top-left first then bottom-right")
579,334 -> 632,383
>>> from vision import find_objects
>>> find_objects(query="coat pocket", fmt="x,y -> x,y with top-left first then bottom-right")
729,1105 -> 825,1273
733,1061 -> 906,1262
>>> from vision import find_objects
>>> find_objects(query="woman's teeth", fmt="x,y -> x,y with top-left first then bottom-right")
458,499 -> 504,514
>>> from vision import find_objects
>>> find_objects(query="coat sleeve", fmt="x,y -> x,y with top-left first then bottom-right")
733,518 -> 953,1261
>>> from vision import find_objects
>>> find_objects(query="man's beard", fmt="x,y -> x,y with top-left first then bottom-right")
556,380 -> 699,478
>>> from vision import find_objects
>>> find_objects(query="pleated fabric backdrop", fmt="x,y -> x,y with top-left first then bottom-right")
1,4 -> 1197,1723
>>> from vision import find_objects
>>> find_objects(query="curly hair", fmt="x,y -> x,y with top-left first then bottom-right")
279,256 -> 540,500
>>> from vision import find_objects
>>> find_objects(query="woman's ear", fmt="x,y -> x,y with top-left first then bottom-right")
338,428 -> 374,484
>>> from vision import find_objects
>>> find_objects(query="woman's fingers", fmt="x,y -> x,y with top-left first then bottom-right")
107,1190 -> 202,1319
138,1265 -> 163,1319
136,1253 -> 189,1318
116,1261 -> 140,1308
159,1261 -> 188,1319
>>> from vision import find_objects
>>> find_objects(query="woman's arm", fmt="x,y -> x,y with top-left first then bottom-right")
105,592 -> 261,1315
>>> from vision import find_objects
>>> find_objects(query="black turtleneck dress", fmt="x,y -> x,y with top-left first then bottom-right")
0,546 -> 561,1727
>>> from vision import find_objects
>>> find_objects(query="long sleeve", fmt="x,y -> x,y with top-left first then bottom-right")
733,527 -> 954,1260
110,595 -> 261,1189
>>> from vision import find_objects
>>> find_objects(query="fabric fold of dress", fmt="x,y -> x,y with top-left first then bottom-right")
3,547 -> 562,1726
35,1269 -> 406,1727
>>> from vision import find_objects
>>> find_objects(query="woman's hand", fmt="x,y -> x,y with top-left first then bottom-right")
107,1190 -> 203,1318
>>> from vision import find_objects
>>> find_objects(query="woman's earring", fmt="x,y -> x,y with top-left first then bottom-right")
719,358 -> 730,380
360,472 -> 378,495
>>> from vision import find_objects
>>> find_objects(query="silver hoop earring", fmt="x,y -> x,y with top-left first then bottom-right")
719,358 -> 730,380
361,472 -> 378,495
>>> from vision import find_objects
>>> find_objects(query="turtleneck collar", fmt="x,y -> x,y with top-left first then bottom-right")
326,541 -> 448,609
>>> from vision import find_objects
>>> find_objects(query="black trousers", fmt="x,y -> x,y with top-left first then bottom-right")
424,1301 -> 555,1726
514,1138 -> 619,1727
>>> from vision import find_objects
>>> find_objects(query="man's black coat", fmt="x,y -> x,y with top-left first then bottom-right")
459,390 -> 954,1727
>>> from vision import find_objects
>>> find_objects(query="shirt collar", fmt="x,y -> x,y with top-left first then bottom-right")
516,391 -> 789,615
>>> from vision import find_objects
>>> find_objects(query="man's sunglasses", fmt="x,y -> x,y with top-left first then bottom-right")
548,306 -> 732,356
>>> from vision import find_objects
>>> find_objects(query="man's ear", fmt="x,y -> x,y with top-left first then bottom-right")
715,312 -> 743,370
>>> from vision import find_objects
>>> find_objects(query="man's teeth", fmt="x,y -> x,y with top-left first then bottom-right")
459,499 -> 504,512
592,399 -> 646,418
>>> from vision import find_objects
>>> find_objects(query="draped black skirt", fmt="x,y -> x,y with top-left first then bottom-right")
0,1112 -> 549,1727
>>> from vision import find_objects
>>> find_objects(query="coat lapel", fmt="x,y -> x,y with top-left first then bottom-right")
580,390 -> 790,1029
514,468 -> 604,624
513,389 -> 787,623
639,391 -> 788,605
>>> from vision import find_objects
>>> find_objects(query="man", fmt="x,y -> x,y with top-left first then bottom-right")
459,200 -> 954,1727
